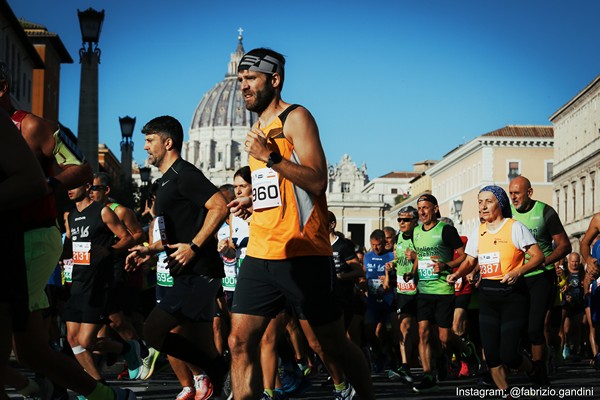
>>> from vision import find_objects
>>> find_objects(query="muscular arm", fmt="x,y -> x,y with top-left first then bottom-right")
101,207 -> 135,253
21,113 -> 93,192
544,206 -> 571,266
581,213 -> 600,276
115,206 -> 147,244
0,110 -> 45,208
247,107 -> 328,196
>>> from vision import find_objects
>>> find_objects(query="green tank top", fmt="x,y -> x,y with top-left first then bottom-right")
395,234 -> 417,295
109,202 -> 120,211
511,200 -> 553,276
413,221 -> 454,295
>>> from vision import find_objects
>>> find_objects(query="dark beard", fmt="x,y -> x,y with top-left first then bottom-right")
246,83 -> 275,113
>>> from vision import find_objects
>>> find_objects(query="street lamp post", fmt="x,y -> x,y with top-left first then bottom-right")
119,116 -> 136,182
77,8 -> 105,172
453,199 -> 464,225
139,166 -> 151,210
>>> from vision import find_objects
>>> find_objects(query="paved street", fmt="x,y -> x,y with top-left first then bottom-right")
6,356 -> 600,400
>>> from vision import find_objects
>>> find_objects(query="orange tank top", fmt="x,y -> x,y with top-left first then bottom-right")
478,219 -> 525,280
246,105 -> 331,260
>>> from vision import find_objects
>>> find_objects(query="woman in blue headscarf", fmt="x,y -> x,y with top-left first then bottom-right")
447,185 -> 544,391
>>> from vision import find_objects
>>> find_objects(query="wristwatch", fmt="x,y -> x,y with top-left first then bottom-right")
189,242 -> 201,254
266,152 -> 283,168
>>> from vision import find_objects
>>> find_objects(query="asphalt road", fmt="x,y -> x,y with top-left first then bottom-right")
6,356 -> 600,399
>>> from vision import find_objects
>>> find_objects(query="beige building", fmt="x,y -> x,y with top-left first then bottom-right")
425,126 -> 554,235
550,73 -> 600,253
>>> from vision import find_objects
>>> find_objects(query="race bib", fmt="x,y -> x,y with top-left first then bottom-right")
156,253 -> 173,287
397,278 -> 416,293
454,277 -> 463,292
63,258 -> 73,283
418,257 -> 439,281
222,257 -> 238,291
479,251 -> 502,279
251,168 -> 281,210
72,242 -> 91,266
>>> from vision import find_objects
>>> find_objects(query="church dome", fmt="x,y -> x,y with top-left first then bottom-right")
190,33 -> 256,129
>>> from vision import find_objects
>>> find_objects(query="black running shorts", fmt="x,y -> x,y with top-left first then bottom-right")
232,255 -> 342,326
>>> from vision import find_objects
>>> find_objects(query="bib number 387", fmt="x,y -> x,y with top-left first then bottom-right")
252,168 -> 282,210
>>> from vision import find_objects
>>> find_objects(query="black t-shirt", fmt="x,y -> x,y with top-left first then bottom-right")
68,201 -> 114,294
155,158 -> 223,278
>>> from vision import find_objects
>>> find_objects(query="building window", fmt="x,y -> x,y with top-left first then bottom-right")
546,162 -> 553,182
508,161 -> 520,181
341,182 -> 350,193
217,152 -> 222,162
391,188 -> 398,194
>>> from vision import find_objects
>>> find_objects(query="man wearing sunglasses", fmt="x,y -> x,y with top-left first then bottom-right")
89,172 -> 152,380
386,206 -> 419,384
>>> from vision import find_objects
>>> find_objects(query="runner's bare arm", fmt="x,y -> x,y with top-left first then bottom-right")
102,206 -> 135,253
246,107 -> 327,197
21,113 -> 93,192
0,110 -> 45,208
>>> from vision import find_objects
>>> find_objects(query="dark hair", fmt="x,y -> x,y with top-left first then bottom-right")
141,115 -> 183,153
242,48 -> 286,90
328,211 -> 337,224
93,172 -> 111,187
370,229 -> 385,241
219,184 -> 235,201
234,166 -> 251,185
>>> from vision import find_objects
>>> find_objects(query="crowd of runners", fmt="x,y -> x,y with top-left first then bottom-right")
1,46 -> 600,400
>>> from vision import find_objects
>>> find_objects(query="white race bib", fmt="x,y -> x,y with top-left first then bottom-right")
251,168 -> 281,210
418,256 -> 439,281
479,251 -> 502,279
72,242 -> 91,266
63,258 -> 73,283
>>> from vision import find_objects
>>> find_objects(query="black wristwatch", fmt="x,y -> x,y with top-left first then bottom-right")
189,242 -> 201,254
266,151 -> 283,168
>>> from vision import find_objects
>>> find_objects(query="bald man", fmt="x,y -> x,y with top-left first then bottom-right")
509,175 -> 571,384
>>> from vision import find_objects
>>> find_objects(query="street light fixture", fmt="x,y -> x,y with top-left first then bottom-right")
139,167 -> 151,186
453,199 -> 464,224
77,8 -> 105,172
120,116 -> 136,183
77,8 -> 104,45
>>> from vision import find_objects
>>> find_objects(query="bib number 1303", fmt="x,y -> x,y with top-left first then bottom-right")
252,168 -> 282,210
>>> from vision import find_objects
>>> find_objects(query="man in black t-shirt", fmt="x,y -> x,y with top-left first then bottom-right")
127,116 -> 229,399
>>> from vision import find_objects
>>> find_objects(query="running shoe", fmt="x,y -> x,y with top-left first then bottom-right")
123,340 -> 142,380
259,391 -> 287,400
461,340 -> 481,376
139,347 -> 161,380
333,383 -> 355,399
176,387 -> 196,400
387,367 -> 414,384
412,373 -> 438,393
458,360 -> 471,378
193,374 -> 214,400
114,387 -> 137,400
592,352 -> 600,370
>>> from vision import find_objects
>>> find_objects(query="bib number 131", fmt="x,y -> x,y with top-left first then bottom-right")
252,168 -> 282,210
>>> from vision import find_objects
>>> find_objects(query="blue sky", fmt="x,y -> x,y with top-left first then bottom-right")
9,0 -> 600,179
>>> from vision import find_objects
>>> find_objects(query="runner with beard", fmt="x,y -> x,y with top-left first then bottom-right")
227,48 -> 374,400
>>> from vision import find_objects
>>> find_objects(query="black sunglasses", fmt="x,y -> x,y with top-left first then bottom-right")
90,185 -> 106,191
397,218 -> 414,223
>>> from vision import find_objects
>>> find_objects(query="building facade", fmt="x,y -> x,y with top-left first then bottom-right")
550,74 -> 600,253
425,126 -> 554,235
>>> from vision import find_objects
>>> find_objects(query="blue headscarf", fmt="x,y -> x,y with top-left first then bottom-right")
480,185 -> 512,218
